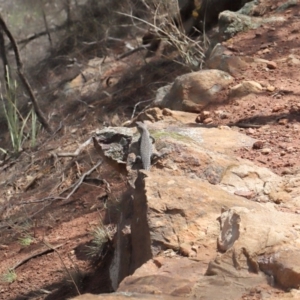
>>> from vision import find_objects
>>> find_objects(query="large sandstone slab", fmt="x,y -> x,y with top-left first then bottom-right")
92,112 -> 300,299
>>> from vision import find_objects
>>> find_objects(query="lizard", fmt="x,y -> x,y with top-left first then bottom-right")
136,121 -> 154,171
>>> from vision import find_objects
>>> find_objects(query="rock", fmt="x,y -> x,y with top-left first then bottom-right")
215,110 -> 230,119
276,0 -> 298,12
154,84 -> 172,106
203,117 -> 213,124
195,115 -> 202,123
219,10 -> 285,38
205,43 -> 248,76
124,171 -> 300,298
88,113 -> 300,299
216,206 -> 300,278
261,148 -> 271,154
234,189 -> 256,199
278,118 -> 289,125
237,0 -> 260,15
272,104 -> 285,112
253,140 -> 264,149
269,191 -> 291,204
247,128 -> 255,134
196,111 -> 210,123
287,54 -> 300,66
289,104 -> 300,114
266,85 -> 275,92
229,81 -> 263,99
258,248 -> 300,289
118,257 -> 202,298
280,151 -> 286,156
266,61 -> 277,69
160,70 -> 234,113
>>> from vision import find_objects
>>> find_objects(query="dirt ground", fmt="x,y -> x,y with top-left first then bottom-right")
0,1 -> 300,299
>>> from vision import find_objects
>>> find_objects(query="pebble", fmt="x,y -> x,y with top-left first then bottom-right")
272,105 -> 284,112
201,111 -> 211,119
247,128 -> 256,134
215,110 -> 230,119
261,148 -> 271,155
234,190 -> 256,199
195,115 -> 202,123
253,141 -> 264,149
196,111 -> 211,123
203,117 -> 213,124
278,118 -> 288,125
282,168 -> 293,175
71,128 -> 78,134
267,61 -> 277,69
266,85 -> 275,92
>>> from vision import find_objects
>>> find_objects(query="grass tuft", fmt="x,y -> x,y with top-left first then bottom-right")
86,223 -> 116,258
1,67 -> 39,153
18,235 -> 34,247
2,269 -> 17,283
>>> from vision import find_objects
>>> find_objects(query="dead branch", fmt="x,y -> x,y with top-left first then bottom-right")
0,14 -> 52,133
0,28 -> 9,90
57,137 -> 92,157
130,98 -> 154,119
116,44 -> 151,60
11,243 -> 64,270
64,0 -> 72,30
7,22 -> 69,50
21,159 -> 103,204
41,3 -> 53,48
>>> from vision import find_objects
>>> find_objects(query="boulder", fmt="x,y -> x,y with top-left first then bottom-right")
160,70 -> 234,112
219,10 -> 285,38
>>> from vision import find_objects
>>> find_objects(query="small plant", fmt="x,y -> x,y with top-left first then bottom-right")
2,269 -> 17,283
86,223 -> 116,258
18,235 -> 34,247
1,67 -> 39,153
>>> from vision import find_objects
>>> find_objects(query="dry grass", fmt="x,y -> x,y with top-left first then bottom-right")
119,0 -> 206,70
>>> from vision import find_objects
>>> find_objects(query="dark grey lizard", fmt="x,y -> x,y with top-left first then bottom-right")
136,121 -> 153,171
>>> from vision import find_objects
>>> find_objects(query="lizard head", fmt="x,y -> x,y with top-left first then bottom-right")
136,121 -> 146,130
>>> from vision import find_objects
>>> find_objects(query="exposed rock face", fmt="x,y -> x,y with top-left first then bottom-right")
78,108 -> 300,300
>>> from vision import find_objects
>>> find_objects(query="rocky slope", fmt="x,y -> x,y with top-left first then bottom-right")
1,0 -> 300,299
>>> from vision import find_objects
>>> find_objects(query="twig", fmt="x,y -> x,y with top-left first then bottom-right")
117,44 -> 151,60
6,21 -> 71,50
11,243 -> 64,270
229,123 -> 262,128
21,159 -> 103,204
43,240 -> 80,296
61,159 -> 102,199
41,3 -> 53,48
57,137 -> 92,157
130,98 -> 154,119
